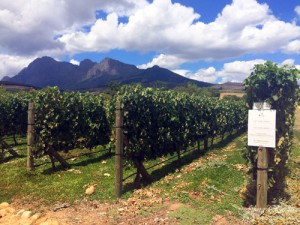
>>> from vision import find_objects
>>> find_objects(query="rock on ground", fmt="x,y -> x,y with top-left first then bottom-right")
0,202 -> 67,225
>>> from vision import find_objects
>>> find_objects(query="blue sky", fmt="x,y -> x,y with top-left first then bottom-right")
0,0 -> 300,83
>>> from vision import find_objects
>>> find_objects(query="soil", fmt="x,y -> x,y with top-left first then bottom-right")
1,198 -> 245,225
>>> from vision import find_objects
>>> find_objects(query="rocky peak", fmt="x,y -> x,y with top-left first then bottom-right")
96,57 -> 121,74
85,57 -> 140,80
79,59 -> 97,72
31,56 -> 57,66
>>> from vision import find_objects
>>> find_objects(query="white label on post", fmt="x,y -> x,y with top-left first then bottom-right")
248,110 -> 276,148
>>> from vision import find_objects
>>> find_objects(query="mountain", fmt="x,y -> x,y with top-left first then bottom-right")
6,56 -> 211,90
7,56 -> 96,89
73,58 -> 142,89
128,65 -> 201,87
212,82 -> 244,90
84,57 -> 140,80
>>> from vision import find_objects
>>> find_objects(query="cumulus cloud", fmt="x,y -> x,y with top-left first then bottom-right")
172,69 -> 191,76
180,59 -> 300,84
1,0 -> 300,60
70,59 -> 80,65
59,0 -> 300,60
0,0 -> 146,56
180,59 -> 266,83
281,58 -> 295,66
188,67 -> 219,83
138,54 -> 186,69
282,39 -> 300,54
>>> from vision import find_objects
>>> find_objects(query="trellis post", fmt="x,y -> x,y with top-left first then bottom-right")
27,102 -> 35,171
115,99 -> 123,198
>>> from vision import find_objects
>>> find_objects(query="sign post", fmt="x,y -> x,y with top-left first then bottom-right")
248,102 -> 276,208
256,146 -> 268,208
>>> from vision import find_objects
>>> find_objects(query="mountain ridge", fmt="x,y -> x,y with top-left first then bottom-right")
4,56 -> 212,90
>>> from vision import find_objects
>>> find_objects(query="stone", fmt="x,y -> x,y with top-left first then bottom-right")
85,185 -> 95,195
17,209 -> 26,216
0,202 -> 9,209
0,208 -> 8,217
22,210 -> 33,219
5,206 -> 15,213
22,219 -> 35,225
35,216 -> 49,225
40,219 -> 59,225
31,213 -> 41,221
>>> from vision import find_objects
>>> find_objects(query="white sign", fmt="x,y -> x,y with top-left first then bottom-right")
248,110 -> 276,148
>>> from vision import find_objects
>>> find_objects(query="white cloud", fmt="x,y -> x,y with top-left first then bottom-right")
188,67 -> 218,83
0,55 -> 35,79
180,59 -> 266,83
282,39 -> 300,54
59,0 -> 300,60
181,59 -> 300,84
172,69 -> 190,76
59,13 -> 120,53
1,0 -> 300,60
218,59 -> 266,82
281,59 -> 295,66
70,59 -> 80,66
138,54 -> 186,69
0,0 -> 147,56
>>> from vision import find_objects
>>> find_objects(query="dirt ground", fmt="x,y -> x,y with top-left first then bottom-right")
1,195 -> 245,225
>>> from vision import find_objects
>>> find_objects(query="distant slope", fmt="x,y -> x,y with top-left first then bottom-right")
0,81 -> 39,90
212,82 -> 244,90
121,65 -> 211,88
6,56 -> 212,90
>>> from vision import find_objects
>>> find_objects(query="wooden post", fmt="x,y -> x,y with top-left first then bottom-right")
115,99 -> 123,198
27,102 -> 35,171
204,135 -> 208,152
256,146 -> 268,208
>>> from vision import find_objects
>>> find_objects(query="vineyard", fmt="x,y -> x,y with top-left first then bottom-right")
0,85 -> 247,179
1,75 -> 300,224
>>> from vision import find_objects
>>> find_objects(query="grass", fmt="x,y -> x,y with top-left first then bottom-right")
0,136 -> 199,204
150,134 -> 248,223
0,144 -> 120,204
1,110 -> 300,224
169,205 -> 212,224
0,132 -> 246,207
